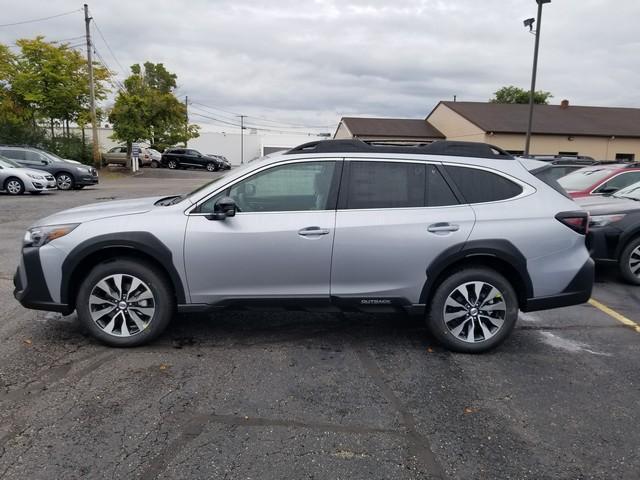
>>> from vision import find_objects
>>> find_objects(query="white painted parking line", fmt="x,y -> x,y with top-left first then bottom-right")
538,331 -> 611,356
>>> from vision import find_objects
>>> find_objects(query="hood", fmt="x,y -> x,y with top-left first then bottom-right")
9,166 -> 52,177
575,195 -> 640,215
32,195 -> 168,226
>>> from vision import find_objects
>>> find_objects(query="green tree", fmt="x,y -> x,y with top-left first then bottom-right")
109,62 -> 199,155
10,37 -> 110,140
489,85 -> 553,105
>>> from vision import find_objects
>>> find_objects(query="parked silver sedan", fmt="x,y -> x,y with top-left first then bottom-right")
0,155 -> 56,195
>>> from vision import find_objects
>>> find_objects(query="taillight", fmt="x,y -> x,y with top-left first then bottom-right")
555,211 -> 589,235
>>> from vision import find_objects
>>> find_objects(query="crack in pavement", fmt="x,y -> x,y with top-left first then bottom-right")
352,343 -> 446,480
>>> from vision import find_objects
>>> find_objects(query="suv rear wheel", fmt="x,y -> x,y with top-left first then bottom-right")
206,162 -> 218,172
427,268 -> 518,353
76,259 -> 174,347
167,159 -> 178,169
619,237 -> 640,285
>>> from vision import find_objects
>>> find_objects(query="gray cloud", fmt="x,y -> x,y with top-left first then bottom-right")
1,0 -> 638,132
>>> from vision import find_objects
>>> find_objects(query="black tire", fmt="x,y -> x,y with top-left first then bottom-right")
150,160 -> 159,168
76,259 -> 174,347
205,162 -> 218,172
167,159 -> 178,169
55,172 -> 75,190
619,237 -> 640,285
426,267 -> 518,353
4,177 -> 25,195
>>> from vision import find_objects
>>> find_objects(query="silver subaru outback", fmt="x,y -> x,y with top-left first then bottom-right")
14,140 -> 594,353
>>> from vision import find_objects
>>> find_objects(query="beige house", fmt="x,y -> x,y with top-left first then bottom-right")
334,101 -> 640,161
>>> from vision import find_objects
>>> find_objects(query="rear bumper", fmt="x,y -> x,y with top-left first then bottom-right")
13,247 -> 71,314
521,258 -> 594,312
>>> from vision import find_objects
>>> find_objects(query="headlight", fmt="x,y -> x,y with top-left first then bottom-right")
76,166 -> 89,172
589,214 -> 626,228
26,173 -> 44,180
23,224 -> 80,247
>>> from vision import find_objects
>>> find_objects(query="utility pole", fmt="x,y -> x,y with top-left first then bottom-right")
184,95 -> 189,147
239,115 -> 246,164
524,0 -> 551,156
84,4 -> 100,169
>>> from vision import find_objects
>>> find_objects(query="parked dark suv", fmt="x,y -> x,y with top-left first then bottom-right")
161,148 -> 224,172
0,146 -> 98,190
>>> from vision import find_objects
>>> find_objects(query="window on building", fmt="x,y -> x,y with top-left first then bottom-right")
445,166 -> 523,203
558,151 -> 579,156
615,153 -> 636,162
507,150 -> 524,156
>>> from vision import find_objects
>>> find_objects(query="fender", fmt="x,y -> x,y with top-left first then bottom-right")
60,231 -> 187,305
419,239 -> 533,304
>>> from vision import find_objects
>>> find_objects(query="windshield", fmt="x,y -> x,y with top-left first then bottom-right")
0,155 -> 21,168
558,167 -> 615,191
613,181 -> 640,200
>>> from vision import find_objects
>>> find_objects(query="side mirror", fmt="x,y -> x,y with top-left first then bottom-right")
206,196 -> 237,221
41,160 -> 48,165
596,186 -> 618,195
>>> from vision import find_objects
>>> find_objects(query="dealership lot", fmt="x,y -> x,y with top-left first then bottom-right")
0,171 -> 639,479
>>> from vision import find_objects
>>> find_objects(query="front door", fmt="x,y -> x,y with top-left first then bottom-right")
184,159 -> 341,305
330,160 -> 476,306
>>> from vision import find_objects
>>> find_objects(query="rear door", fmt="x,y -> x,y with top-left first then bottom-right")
330,160 -> 476,306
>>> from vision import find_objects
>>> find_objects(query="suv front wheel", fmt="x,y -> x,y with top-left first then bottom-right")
427,268 -> 518,353
76,259 -> 174,347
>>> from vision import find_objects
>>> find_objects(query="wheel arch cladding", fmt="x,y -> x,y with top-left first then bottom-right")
617,227 -> 640,260
420,239 -> 533,308
60,232 -> 186,308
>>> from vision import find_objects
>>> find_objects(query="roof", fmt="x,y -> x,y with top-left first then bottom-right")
430,101 -> 640,138
340,117 -> 444,139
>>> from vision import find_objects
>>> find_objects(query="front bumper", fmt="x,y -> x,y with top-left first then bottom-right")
522,258 -> 594,312
13,247 -> 71,314
76,174 -> 99,186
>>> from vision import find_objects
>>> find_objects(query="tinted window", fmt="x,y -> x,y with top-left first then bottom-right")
24,150 -> 46,163
203,161 -> 336,213
0,148 -> 26,160
595,172 -> 640,193
532,166 -> 571,199
445,166 -> 523,203
426,165 -> 458,206
346,161 -> 425,209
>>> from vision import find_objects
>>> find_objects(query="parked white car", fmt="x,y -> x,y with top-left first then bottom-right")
0,155 -> 56,195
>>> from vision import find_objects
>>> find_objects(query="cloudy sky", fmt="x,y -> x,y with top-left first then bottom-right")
1,0 -> 639,134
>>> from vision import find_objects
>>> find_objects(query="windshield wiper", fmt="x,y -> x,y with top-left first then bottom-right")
154,195 -> 183,206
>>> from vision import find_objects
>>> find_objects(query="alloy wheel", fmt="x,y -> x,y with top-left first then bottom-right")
6,179 -> 23,195
88,274 -> 156,337
168,160 -> 177,169
443,281 -> 506,343
57,174 -> 73,190
206,163 -> 216,172
629,246 -> 640,278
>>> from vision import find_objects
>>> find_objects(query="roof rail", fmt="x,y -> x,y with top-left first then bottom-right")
285,139 -> 514,160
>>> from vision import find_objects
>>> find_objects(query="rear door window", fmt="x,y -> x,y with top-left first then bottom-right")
344,161 -> 425,209
444,165 -> 523,203
0,148 -> 26,160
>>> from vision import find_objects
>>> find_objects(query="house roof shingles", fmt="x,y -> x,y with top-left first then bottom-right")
435,101 -> 640,138
341,117 -> 444,139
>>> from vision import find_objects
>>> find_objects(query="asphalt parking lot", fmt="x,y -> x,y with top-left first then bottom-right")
0,169 -> 639,479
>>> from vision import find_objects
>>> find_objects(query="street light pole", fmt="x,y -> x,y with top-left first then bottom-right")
524,0 -> 550,156
239,115 -> 246,164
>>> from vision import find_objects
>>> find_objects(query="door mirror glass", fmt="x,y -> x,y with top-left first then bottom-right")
207,196 -> 237,220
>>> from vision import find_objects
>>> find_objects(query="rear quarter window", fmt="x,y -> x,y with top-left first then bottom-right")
444,165 -> 523,203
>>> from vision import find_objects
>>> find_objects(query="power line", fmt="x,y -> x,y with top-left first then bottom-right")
89,12 -> 126,75
191,100 -> 330,130
0,9 -> 81,28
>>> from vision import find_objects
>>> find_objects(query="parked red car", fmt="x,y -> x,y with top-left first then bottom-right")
558,164 -> 640,198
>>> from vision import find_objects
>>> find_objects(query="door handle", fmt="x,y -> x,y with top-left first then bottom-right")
427,223 -> 460,234
298,226 -> 330,236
